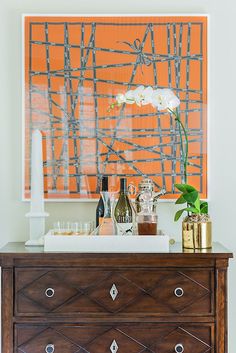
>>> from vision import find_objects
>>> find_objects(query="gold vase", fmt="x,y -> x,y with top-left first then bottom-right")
182,219 -> 212,249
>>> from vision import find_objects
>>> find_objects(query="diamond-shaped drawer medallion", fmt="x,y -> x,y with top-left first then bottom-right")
110,284 -> 118,301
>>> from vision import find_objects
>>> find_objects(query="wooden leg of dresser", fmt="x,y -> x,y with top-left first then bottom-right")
216,259 -> 229,353
1,268 -> 14,353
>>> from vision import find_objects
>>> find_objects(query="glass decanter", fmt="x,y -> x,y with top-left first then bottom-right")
134,178 -> 165,213
136,191 -> 158,236
91,191 -> 118,235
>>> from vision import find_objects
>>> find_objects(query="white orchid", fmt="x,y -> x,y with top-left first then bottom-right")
141,86 -> 154,105
116,93 -> 126,105
125,86 -> 144,107
120,86 -> 154,106
124,89 -> 136,104
151,89 -> 169,110
113,86 -> 180,111
151,88 -> 180,110
110,85 -> 180,118
108,85 -> 188,183
163,88 -> 180,109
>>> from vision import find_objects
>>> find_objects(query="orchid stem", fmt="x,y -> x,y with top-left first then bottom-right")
177,117 -> 189,184
177,119 -> 184,181
168,108 -> 189,184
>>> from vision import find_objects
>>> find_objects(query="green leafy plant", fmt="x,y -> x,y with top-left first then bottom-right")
174,183 -> 208,222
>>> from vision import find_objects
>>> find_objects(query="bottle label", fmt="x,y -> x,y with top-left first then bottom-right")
99,216 -> 104,225
117,223 -> 133,236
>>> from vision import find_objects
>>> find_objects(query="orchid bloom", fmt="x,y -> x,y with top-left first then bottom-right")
124,89 -> 136,104
115,85 -> 154,107
123,85 -> 146,105
109,85 -> 188,183
141,86 -> 154,105
113,85 -> 180,111
151,89 -> 180,110
116,93 -> 126,105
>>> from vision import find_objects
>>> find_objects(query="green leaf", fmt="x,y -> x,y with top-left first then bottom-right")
175,195 -> 187,205
185,184 -> 198,192
174,184 -> 187,192
194,196 -> 201,213
182,190 -> 198,204
200,200 -> 208,207
186,206 -> 200,214
201,205 -> 208,214
200,201 -> 208,214
174,205 -> 200,222
174,208 -> 187,222
174,183 -> 197,193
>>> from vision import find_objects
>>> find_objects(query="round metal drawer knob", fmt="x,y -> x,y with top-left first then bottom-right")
174,287 -> 184,297
45,344 -> 55,353
175,343 -> 184,353
45,288 -> 55,298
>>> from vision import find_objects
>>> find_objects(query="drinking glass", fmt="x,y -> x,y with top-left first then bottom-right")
53,221 -> 64,235
53,221 -> 73,235
71,221 -> 94,235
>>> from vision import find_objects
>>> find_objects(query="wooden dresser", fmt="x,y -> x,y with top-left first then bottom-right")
0,242 -> 232,353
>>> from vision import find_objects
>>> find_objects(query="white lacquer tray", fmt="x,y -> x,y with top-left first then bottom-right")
44,232 -> 169,252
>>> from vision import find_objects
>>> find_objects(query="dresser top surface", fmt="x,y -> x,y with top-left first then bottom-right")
0,242 -> 233,258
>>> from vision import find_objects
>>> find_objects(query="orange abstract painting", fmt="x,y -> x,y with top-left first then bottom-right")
24,15 -> 208,199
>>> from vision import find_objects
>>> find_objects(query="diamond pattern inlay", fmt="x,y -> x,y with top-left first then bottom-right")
17,324 -> 212,353
156,327 -> 211,353
110,339 -> 119,353
150,271 -> 210,313
16,269 -> 212,315
20,271 -> 79,311
87,273 -> 142,313
18,327 -> 79,353
110,284 -> 118,301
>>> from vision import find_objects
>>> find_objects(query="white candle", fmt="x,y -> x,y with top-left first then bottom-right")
30,129 -> 44,213
25,129 -> 49,245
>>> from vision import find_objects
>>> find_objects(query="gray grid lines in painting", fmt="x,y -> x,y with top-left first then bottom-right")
101,25 -> 152,178
27,19 -> 205,197
44,22 -> 57,191
150,23 -> 165,190
199,22 -> 204,193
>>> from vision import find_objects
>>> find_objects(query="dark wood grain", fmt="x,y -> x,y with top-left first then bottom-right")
15,267 -> 214,317
2,268 -> 13,353
215,259 -> 228,353
0,242 -> 232,353
15,323 -> 213,353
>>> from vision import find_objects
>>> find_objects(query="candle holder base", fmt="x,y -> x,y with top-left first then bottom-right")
25,211 -> 49,247
25,236 -> 45,247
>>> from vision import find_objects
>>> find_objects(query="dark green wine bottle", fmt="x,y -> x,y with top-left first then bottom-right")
96,176 -> 108,227
114,178 -> 133,235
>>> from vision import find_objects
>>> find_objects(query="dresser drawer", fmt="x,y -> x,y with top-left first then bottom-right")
15,267 -> 214,316
15,323 -> 214,353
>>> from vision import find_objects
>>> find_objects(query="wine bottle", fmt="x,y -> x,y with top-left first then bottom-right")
96,176 -> 108,227
114,178 -> 133,235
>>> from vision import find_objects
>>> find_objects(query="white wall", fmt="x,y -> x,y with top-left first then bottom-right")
0,0 -> 236,351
